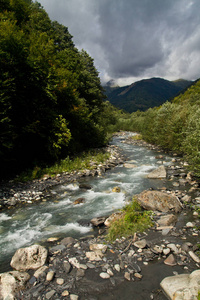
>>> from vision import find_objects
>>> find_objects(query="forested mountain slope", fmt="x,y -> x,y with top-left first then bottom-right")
127,79 -> 200,175
104,78 -> 192,112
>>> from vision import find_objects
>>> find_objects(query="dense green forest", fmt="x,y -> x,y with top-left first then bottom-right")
0,0 -> 123,177
119,79 -> 200,176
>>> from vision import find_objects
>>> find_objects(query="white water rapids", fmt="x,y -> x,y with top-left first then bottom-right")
0,133 -> 173,272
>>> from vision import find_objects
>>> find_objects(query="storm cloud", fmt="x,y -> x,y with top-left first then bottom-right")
36,0 -> 200,85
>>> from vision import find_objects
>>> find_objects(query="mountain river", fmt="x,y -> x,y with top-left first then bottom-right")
0,132 -> 198,299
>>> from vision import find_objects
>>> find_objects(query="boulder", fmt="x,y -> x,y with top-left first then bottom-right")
160,270 -> 200,300
90,216 -> 106,227
10,245 -> 48,271
0,271 -> 30,300
147,165 -> 166,179
136,190 -> 182,213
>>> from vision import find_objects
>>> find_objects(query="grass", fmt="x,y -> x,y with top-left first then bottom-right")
15,150 -> 111,182
106,199 -> 153,241
131,134 -> 142,140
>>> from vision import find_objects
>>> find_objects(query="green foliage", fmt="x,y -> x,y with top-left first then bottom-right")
0,0 -> 117,178
106,200 -> 153,241
16,149 -> 110,182
124,79 -> 200,176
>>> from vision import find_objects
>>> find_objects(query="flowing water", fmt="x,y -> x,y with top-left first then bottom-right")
0,133 -> 173,273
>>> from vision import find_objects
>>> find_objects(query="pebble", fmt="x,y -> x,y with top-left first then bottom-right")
124,272 -> 131,281
164,254 -> 177,266
100,272 -> 110,279
62,290 -> 69,297
107,269 -> 114,276
186,222 -> 194,228
189,251 -> 200,263
46,271 -> 55,281
70,294 -> 79,300
134,273 -> 142,279
46,290 -> 56,299
114,264 -> 120,272
134,239 -> 147,249
56,278 -> 64,285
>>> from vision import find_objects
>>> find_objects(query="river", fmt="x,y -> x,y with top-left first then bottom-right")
0,132 -> 174,274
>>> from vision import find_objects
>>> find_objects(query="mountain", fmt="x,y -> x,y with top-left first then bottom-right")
104,77 -> 193,113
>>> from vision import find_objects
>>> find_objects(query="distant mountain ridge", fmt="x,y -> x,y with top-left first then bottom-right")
104,77 -> 193,113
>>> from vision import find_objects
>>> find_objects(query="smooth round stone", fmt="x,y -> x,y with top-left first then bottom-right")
62,290 -> 69,297
100,272 -> 110,279
56,278 -> 64,285
46,271 -> 55,281
134,239 -> 147,249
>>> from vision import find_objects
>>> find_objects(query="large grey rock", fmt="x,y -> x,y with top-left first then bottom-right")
0,271 -> 30,300
147,165 -> 166,179
10,245 -> 48,271
136,190 -> 182,213
160,270 -> 200,299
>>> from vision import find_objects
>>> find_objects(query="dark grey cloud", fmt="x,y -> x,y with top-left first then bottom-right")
37,0 -> 200,85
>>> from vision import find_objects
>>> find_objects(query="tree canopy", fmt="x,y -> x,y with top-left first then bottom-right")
0,0 -> 111,177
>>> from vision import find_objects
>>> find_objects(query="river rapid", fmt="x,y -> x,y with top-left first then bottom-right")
0,132 -> 173,273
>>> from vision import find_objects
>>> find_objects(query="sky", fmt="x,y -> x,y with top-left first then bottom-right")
36,0 -> 200,86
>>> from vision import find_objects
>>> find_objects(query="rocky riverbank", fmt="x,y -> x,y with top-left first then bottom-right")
0,144 -> 125,211
1,132 -> 200,300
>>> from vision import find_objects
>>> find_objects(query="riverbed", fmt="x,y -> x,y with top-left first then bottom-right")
0,132 -> 200,299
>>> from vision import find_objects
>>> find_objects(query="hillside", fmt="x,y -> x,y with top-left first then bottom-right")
127,79 -> 200,175
104,78 -> 192,112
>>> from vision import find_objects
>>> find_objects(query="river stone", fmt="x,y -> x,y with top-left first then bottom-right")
46,290 -> 56,299
79,184 -> 92,189
73,197 -> 85,205
133,239 -> 147,249
123,163 -> 137,168
56,278 -> 64,285
46,270 -> 55,281
124,272 -> 131,281
136,190 -> 182,213
90,216 -> 106,227
70,294 -> 79,300
0,271 -> 30,300
89,244 -> 107,253
164,254 -> 177,266
147,165 -> 166,179
189,251 -> 200,263
69,257 -> 80,268
86,250 -> 103,261
60,236 -> 75,246
104,212 -> 123,227
100,272 -> 110,279
34,265 -> 48,279
112,186 -> 121,193
10,245 -> 48,271
157,214 -> 177,226
160,270 -> 200,300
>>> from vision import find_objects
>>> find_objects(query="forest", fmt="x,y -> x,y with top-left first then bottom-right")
0,0 -> 123,178
118,79 -> 200,176
1,0 -> 200,180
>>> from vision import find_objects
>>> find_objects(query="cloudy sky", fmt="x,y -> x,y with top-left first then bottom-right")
37,0 -> 200,86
